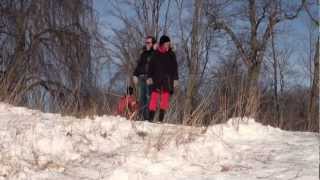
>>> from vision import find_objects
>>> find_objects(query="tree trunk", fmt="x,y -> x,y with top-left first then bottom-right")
308,36 -> 319,132
7,12 -> 26,102
243,60 -> 261,116
183,0 -> 203,124
271,30 -> 281,127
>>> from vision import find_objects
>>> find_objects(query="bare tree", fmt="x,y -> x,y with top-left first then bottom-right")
205,0 -> 306,115
270,27 -> 281,127
0,0 -> 101,114
303,0 -> 319,132
183,0 -> 204,124
103,0 -> 173,91
308,37 -> 319,131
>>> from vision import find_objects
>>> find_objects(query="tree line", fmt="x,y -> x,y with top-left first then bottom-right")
0,0 -> 318,132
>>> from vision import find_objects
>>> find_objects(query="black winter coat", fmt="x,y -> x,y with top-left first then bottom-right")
147,50 -> 178,93
133,49 -> 154,77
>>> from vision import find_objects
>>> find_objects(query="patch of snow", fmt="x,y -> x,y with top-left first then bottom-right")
0,103 -> 318,180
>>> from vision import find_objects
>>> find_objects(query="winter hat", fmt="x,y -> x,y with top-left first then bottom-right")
159,35 -> 170,45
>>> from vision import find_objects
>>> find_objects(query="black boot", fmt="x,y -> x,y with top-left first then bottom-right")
148,111 -> 155,122
143,108 -> 149,121
159,110 -> 165,122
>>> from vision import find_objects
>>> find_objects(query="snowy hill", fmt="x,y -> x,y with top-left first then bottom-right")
0,103 -> 318,180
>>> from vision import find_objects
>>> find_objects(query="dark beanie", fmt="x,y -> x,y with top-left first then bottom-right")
159,35 -> 170,45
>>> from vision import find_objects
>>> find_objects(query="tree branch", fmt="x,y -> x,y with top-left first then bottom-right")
304,2 -> 319,26
211,21 -> 250,66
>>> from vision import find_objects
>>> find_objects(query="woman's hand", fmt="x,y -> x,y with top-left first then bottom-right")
173,80 -> 179,89
147,78 -> 153,85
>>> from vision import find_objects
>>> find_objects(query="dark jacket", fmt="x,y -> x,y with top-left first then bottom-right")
133,49 -> 154,78
148,49 -> 178,92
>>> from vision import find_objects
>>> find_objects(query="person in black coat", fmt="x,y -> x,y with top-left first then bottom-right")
147,35 -> 179,122
133,36 -> 157,120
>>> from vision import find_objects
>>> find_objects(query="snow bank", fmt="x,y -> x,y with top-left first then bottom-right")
0,103 -> 318,180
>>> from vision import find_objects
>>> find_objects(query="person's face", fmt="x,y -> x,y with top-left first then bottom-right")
163,42 -> 170,50
145,38 -> 153,50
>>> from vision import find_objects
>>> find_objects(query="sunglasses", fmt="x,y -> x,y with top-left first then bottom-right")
145,41 -> 153,44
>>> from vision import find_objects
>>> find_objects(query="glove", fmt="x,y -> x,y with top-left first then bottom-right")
173,80 -> 179,89
146,78 -> 153,85
153,43 -> 158,50
133,76 -> 138,84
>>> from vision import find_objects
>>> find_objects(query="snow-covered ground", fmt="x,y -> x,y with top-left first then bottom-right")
0,103 -> 318,180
